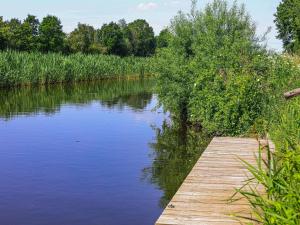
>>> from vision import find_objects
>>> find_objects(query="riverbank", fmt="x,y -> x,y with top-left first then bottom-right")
153,0 -> 300,222
0,51 -> 154,87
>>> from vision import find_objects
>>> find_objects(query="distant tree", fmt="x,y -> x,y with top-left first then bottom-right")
118,19 -> 127,30
98,22 -> 127,56
0,17 -> 8,50
19,15 -> 40,51
156,28 -> 172,49
38,15 -> 65,52
6,18 -> 23,50
275,0 -> 300,54
68,23 -> 95,53
118,19 -> 131,55
127,19 -> 156,57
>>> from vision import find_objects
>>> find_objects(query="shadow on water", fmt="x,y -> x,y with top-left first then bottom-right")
143,119 -> 212,208
0,79 -> 154,119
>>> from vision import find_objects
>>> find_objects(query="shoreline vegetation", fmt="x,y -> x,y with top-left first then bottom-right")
0,0 -> 299,224
0,51 -> 154,87
153,0 -> 300,224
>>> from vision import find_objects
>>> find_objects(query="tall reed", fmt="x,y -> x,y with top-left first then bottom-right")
236,55 -> 300,225
0,51 -> 154,87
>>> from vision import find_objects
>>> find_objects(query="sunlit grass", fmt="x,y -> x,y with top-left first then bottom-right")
0,51 -> 154,87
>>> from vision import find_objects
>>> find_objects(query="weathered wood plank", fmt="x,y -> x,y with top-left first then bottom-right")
155,137 -> 260,225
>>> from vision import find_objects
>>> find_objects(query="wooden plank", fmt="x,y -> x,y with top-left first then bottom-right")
155,137 -> 261,225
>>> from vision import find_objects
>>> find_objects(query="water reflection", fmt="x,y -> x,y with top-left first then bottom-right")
0,79 -> 211,224
143,120 -> 212,207
0,79 -> 154,119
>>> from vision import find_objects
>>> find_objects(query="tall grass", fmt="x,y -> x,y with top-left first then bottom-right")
0,51 -> 154,87
236,56 -> 300,225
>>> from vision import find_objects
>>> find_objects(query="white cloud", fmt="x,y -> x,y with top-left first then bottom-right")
137,2 -> 158,11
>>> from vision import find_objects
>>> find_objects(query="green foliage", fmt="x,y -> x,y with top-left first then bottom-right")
38,15 -> 65,52
275,0 -> 300,54
21,15 -> 40,51
231,54 -> 300,224
0,17 -> 6,50
237,98 -> 300,225
0,14 -> 157,57
156,28 -> 172,49
6,18 -> 23,50
127,19 -> 156,57
0,15 -> 40,51
0,51 -> 154,87
156,0 -> 270,135
67,23 -> 96,54
98,22 -> 127,56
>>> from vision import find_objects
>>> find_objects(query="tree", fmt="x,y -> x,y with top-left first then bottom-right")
156,28 -> 172,49
38,15 -> 65,52
275,0 -> 300,54
0,15 -> 39,51
21,15 -> 40,51
156,0 -> 270,135
118,19 -> 131,54
6,18 -> 23,50
127,19 -> 156,57
68,23 -> 95,53
0,17 -> 9,50
97,22 -> 127,56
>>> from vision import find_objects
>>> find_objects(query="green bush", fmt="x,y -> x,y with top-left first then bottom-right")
155,0 -> 275,135
237,97 -> 300,225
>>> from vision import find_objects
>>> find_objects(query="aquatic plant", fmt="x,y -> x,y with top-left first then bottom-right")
0,51 -> 154,87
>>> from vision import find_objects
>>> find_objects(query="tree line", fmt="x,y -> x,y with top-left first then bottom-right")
0,15 -> 170,57
275,0 -> 300,55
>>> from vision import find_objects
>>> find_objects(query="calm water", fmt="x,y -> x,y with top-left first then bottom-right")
0,79 -> 210,225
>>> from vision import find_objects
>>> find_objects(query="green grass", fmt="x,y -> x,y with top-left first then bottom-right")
0,51 -> 154,87
235,56 -> 300,225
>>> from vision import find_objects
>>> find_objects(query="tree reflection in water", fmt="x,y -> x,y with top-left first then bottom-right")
143,120 -> 212,208
0,79 -> 154,119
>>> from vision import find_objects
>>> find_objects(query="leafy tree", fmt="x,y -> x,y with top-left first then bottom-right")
156,28 -> 172,49
38,15 -> 65,52
0,17 -> 9,50
97,22 -> 127,56
6,18 -> 23,50
156,0 -> 270,135
127,19 -> 156,57
118,19 -> 131,55
155,12 -> 194,121
0,15 -> 39,51
68,23 -> 95,53
275,0 -> 300,54
21,15 -> 40,51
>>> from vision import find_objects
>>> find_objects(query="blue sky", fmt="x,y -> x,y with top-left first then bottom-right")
0,0 -> 282,51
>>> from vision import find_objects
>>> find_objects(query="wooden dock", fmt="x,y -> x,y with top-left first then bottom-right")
155,137 -> 261,225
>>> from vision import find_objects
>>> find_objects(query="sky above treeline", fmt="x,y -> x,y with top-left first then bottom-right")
0,0 -> 282,51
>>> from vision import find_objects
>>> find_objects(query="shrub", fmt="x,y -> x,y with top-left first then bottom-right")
156,0 -> 272,135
